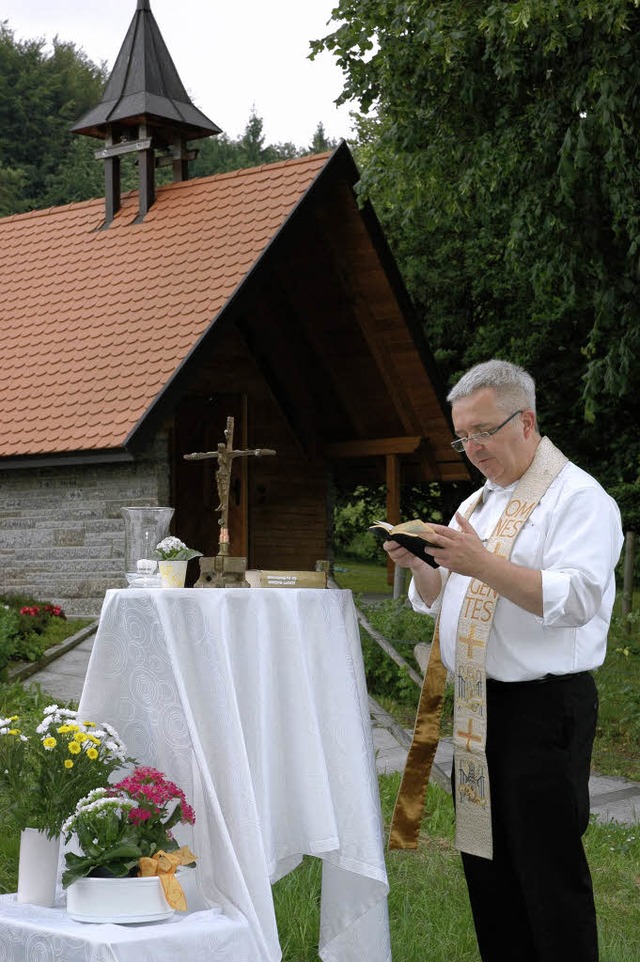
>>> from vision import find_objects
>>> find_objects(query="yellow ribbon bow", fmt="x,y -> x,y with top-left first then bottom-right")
138,846 -> 198,911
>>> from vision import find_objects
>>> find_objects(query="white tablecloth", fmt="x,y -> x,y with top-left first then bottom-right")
77,588 -> 391,962
0,896 -> 254,962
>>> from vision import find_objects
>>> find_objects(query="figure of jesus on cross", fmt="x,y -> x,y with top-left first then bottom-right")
184,416 -> 276,556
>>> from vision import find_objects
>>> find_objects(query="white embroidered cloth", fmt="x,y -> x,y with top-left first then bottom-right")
0,897 -> 253,962
77,588 -> 391,962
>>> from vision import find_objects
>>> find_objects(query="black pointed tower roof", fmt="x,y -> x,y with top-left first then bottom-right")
72,0 -> 220,142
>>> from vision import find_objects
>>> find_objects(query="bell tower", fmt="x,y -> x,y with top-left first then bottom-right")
72,0 -> 221,225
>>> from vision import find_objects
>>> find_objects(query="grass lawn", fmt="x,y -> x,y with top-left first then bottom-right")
333,557 -> 395,595
272,775 -> 640,961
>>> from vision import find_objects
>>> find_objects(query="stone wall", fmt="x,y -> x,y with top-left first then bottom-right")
0,435 -> 170,617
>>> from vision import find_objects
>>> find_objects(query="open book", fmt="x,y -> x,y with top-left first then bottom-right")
369,519 -> 439,568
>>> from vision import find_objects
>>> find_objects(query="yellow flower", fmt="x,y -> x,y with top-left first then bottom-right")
68,741 -> 81,755
64,759 -> 74,769
8,729 -> 19,736
74,732 -> 88,744
43,737 -> 57,749
82,721 -> 96,728
86,734 -> 101,745
86,747 -> 99,760
9,715 -> 18,722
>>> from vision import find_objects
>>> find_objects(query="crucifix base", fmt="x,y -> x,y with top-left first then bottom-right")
195,555 -> 249,588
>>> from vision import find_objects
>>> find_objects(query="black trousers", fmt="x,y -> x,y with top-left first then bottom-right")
456,672 -> 599,962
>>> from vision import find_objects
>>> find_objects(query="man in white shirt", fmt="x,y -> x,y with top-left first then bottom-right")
385,359 -> 623,962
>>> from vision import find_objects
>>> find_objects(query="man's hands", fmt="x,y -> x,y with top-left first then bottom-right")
382,538 -> 443,607
383,513 -> 543,615
422,513 -> 488,578
383,512 -> 487,577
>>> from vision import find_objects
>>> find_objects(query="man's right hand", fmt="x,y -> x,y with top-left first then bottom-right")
383,539 -> 443,606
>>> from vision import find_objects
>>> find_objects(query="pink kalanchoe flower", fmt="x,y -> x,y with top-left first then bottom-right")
112,766 -> 196,825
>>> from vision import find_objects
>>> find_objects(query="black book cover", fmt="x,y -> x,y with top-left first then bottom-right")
369,525 -> 439,569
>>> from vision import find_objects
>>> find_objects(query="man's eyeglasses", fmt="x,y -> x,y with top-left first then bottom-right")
450,410 -> 523,453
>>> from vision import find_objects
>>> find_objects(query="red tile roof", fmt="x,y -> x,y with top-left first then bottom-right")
0,153 -> 329,459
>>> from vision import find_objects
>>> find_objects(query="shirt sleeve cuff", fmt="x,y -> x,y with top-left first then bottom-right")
541,568 -> 571,624
408,572 -> 443,616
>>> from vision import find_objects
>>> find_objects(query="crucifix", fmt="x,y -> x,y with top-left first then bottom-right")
184,417 -> 276,586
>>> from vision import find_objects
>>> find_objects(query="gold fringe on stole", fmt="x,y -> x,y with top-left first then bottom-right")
388,620 -> 447,849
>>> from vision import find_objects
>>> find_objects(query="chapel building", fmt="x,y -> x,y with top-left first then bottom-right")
0,0 -> 468,614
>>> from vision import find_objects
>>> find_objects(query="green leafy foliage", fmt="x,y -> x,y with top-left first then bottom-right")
0,594 -> 90,671
313,0 -> 640,493
333,482 -> 449,561
593,609 -> 640,779
359,598 -> 434,706
0,608 -> 20,673
333,484 -> 387,559
0,25 -> 107,211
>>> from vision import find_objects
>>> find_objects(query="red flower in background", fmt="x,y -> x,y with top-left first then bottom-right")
44,604 -> 66,619
19,604 -> 65,619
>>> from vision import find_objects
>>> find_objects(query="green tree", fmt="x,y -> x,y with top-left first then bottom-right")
0,24 -> 107,211
237,109 -> 299,167
308,121 -> 339,153
41,135 -> 104,207
0,160 -> 27,215
313,0 -> 640,488
190,132 -> 248,178
191,112 -> 336,180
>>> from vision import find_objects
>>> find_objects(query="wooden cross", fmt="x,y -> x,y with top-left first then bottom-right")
184,416 -> 275,555
459,624 -> 485,659
457,718 -> 483,753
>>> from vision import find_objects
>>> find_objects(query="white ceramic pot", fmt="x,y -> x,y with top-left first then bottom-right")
66,875 -> 174,923
17,828 -> 61,907
158,559 -> 188,588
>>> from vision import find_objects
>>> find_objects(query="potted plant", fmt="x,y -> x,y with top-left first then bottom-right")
62,765 -> 197,922
0,704 -> 130,906
153,537 -> 203,587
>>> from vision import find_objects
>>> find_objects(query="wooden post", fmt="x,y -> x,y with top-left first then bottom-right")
622,531 -> 636,627
386,453 -> 401,589
137,146 -> 155,221
103,155 -> 121,226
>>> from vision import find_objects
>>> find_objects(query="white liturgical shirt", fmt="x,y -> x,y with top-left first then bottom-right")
408,459 -> 624,682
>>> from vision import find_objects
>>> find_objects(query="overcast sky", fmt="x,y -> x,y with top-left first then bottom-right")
2,0 -> 358,148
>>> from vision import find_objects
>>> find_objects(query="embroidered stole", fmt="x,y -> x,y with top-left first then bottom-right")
389,437 -> 568,858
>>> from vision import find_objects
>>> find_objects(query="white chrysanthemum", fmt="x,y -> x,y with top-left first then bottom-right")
156,536 -> 186,553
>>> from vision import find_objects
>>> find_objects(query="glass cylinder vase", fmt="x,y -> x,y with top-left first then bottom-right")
121,507 -> 174,584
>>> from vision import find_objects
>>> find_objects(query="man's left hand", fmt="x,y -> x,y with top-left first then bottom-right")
425,513 -> 487,577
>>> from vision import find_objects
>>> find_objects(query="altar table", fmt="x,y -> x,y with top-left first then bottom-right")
77,588 -> 391,962
0,896 -> 253,962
